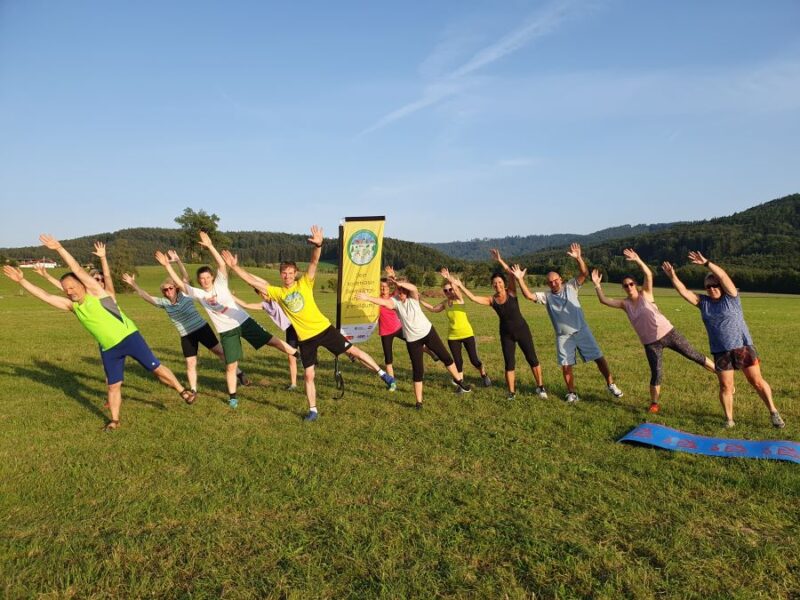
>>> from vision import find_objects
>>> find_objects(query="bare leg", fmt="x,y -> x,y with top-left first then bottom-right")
210,344 -> 242,377
594,357 -> 613,385
225,362 -> 238,395
703,357 -> 716,372
185,356 -> 198,391
107,382 -> 122,422
413,381 -> 423,403
268,337 -> 298,356
562,365 -> 575,393
742,363 -> 778,413
717,370 -> 735,421
505,370 -> 516,393
345,346 -> 381,372
288,354 -> 298,387
385,363 -> 394,377
304,365 -> 316,410
531,364 -> 544,387
650,384 -> 660,403
152,364 -> 184,391
446,363 -> 461,380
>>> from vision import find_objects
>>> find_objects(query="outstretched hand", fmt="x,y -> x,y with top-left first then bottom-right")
308,225 -> 324,247
121,273 -> 136,286
687,251 -> 707,266
167,249 -> 181,262
489,248 -> 501,261
509,264 -> 527,280
623,248 -> 639,262
33,264 -> 47,278
221,250 -> 238,267
39,234 -> 61,250
385,265 -> 396,279
567,243 -> 582,259
661,261 -> 676,278
440,267 -> 451,280
198,230 -> 213,249
154,251 -> 169,267
355,292 -> 370,301
3,265 -> 24,282
93,241 -> 106,258
591,269 -> 603,286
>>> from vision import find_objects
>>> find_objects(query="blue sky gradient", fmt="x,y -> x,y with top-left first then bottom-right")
1,0 -> 798,246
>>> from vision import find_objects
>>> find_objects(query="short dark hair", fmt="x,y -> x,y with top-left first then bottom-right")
280,261 -> 298,272
196,266 -> 214,281
491,271 -> 507,285
59,272 -> 83,285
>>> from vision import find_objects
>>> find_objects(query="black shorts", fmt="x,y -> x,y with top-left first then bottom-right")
180,323 -> 220,358
713,345 -> 759,372
299,325 -> 352,368
286,325 -> 299,349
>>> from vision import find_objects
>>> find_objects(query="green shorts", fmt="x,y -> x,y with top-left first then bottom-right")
219,318 -> 273,364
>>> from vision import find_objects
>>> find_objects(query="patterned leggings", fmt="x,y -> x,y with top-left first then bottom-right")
644,328 -> 707,386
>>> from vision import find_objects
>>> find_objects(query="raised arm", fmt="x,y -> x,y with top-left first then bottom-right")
391,278 -> 420,301
167,250 -> 190,283
198,231 -> 227,277
355,291 -> 395,309
591,269 -> 625,309
221,250 -> 269,294
3,266 -> 73,311
451,277 -> 492,306
306,225 -> 324,281
39,234 -> 105,297
489,248 -> 512,274
622,248 -> 653,299
93,241 -> 115,298
662,261 -> 700,306
421,299 -> 447,313
509,264 -> 536,301
688,251 -> 737,297
155,251 -> 189,294
567,243 -> 589,285
33,264 -> 63,290
232,294 -> 265,311
121,273 -> 159,306
440,267 -> 464,302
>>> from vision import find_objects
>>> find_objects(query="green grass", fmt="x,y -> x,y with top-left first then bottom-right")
1,266 -> 798,598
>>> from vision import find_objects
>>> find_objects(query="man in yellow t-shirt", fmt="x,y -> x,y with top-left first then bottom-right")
223,225 -> 396,421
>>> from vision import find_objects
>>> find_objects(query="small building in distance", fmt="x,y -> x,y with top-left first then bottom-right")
18,259 -> 58,269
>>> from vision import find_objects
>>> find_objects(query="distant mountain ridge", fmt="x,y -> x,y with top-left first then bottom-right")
424,223 -> 680,261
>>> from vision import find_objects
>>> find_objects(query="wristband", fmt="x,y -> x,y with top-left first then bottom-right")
703,259 -> 710,266
312,242 -> 322,248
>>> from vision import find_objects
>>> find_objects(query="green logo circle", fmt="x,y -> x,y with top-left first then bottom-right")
347,229 -> 378,266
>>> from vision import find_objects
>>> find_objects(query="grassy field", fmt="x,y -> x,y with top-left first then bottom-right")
1,265 -> 798,598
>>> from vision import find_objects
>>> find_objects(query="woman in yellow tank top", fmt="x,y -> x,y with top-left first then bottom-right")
422,268 -> 492,387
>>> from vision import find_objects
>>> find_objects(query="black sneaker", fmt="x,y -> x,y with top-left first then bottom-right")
237,371 -> 251,386
454,379 -> 472,393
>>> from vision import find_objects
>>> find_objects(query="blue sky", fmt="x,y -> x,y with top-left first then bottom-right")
1,0 -> 798,247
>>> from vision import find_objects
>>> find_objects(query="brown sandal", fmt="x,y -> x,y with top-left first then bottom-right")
180,389 -> 197,405
102,420 -> 120,432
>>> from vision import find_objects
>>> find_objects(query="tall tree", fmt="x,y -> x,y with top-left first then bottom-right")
175,208 -> 231,261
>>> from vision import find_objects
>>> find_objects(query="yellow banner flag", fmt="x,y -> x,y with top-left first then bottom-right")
338,217 -> 385,344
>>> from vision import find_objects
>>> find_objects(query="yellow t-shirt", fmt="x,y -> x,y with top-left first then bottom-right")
266,274 -> 331,341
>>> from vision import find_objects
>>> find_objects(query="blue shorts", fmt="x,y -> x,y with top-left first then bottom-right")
101,331 -> 161,385
556,327 -> 603,366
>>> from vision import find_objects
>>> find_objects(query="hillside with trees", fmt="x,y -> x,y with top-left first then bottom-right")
507,194 -> 800,293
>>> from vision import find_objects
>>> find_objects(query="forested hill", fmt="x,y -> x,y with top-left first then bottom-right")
509,194 -> 800,293
1,229 -> 462,272
424,223 -> 678,260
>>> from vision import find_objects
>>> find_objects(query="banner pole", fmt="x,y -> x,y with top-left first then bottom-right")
333,222 -> 345,399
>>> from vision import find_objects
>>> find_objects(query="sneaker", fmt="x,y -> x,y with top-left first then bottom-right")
381,373 -> 397,392
506,391 -> 516,400
481,374 -> 492,387
565,392 -> 579,404
304,411 -> 318,422
285,384 -> 298,392
648,402 -> 660,414
723,419 -> 736,429
228,398 -> 238,409
771,412 -> 786,429
415,401 -> 423,410
534,386 -> 548,400
607,383 -> 624,398
236,371 -> 251,386
454,379 -> 472,393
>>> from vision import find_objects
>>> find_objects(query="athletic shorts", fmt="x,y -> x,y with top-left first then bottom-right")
219,317 -> 273,364
713,345 -> 759,372
556,327 -> 603,366
299,325 -> 351,368
180,323 -> 220,358
101,331 -> 160,385
286,325 -> 299,349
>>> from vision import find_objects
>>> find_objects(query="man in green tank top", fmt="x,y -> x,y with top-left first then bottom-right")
3,234 -> 195,431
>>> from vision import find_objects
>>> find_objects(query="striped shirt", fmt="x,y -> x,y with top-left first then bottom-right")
154,293 -> 208,337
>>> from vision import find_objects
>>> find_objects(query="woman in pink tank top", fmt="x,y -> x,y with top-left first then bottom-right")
591,249 -> 714,414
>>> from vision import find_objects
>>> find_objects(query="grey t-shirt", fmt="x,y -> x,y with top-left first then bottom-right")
391,297 -> 432,342
534,278 -> 588,336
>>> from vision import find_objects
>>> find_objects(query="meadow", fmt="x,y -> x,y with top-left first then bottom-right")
1,265 -> 798,599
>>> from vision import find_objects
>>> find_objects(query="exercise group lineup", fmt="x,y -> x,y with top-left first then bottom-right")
2,227 -> 786,432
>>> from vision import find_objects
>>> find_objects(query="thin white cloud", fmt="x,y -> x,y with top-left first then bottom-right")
360,0 -> 592,135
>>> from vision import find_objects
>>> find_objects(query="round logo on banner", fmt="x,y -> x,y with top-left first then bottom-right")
347,229 -> 378,266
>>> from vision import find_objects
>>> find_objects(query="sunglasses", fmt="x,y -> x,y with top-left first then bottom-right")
162,286 -> 175,292
705,283 -> 721,290
443,288 -> 453,293
622,282 -> 636,288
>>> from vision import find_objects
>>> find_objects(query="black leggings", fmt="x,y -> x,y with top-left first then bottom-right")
381,328 -> 404,365
407,328 -> 453,382
644,328 -> 707,386
500,327 -> 539,371
448,336 -> 483,374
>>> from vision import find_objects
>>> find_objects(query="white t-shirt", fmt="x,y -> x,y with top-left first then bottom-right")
185,271 -> 250,333
391,297 -> 432,342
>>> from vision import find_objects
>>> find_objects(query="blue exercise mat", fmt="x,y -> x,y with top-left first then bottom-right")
619,423 -> 800,463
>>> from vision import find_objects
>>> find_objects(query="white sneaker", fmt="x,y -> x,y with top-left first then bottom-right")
724,419 -> 736,429
771,412 -> 786,429
565,392 -> 579,404
534,386 -> 548,399
607,383 -> 624,398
